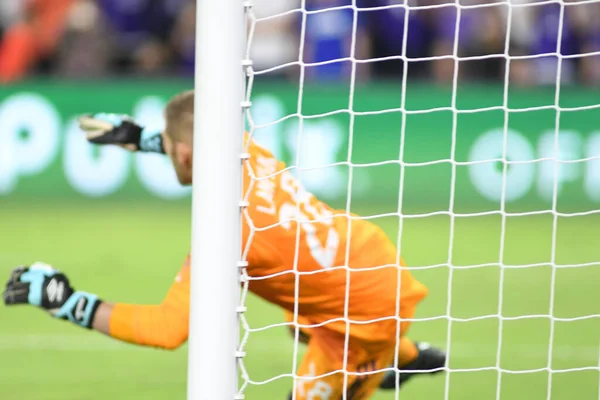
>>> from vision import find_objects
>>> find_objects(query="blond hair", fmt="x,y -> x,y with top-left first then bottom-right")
165,90 -> 195,143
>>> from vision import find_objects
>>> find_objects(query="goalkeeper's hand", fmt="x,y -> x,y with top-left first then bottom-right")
78,113 -> 164,153
2,263 -> 101,329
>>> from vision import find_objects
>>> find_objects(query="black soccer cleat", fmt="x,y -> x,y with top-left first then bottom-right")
379,341 -> 446,390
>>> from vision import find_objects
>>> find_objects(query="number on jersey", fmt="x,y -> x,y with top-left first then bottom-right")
278,171 -> 340,269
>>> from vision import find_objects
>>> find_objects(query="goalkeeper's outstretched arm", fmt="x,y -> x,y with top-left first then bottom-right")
3,261 -> 191,350
4,115 -> 190,348
78,114 -> 166,154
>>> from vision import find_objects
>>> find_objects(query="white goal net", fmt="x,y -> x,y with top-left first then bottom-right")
230,1 -> 600,399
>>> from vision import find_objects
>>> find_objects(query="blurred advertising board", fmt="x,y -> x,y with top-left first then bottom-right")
1,80 -> 599,213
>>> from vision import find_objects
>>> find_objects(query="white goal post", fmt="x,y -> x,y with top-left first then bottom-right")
189,0 -> 600,399
188,1 -> 246,399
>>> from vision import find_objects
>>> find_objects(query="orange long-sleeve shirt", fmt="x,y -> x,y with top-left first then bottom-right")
109,136 -> 428,349
109,257 -> 191,350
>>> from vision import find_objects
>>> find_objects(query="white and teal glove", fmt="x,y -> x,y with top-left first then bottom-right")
2,263 -> 101,329
78,113 -> 165,154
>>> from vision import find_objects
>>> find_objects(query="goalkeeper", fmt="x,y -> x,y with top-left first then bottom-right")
3,90 -> 445,398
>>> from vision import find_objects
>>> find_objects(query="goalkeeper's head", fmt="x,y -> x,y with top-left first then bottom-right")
163,90 -> 196,185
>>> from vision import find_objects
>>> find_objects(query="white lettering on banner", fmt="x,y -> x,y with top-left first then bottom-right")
285,119 -> 345,201
133,97 -> 191,199
63,118 -> 130,197
279,170 -> 339,269
0,134 -> 17,194
468,128 -> 536,202
585,133 -> 600,202
251,95 -> 351,200
537,131 -> 582,201
251,95 -> 285,159
0,93 -> 60,191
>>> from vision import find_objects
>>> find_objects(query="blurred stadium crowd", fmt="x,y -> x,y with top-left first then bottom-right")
0,0 -> 599,86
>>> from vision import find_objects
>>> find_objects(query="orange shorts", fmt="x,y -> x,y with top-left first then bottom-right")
286,311 -> 417,399
292,324 -> 397,400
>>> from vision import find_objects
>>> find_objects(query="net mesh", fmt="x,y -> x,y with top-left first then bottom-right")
237,1 -> 600,399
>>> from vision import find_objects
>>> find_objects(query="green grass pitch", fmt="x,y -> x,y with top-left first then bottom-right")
0,200 -> 598,400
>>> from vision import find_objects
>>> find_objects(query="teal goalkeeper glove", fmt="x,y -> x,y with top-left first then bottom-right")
78,113 -> 165,153
2,263 -> 101,329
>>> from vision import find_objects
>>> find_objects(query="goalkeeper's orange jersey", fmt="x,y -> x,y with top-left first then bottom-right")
109,136 -> 427,348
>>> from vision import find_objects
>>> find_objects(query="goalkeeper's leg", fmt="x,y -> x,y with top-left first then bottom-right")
288,327 -> 394,400
285,311 -> 446,391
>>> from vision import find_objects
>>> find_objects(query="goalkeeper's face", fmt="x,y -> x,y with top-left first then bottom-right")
162,131 -> 193,185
